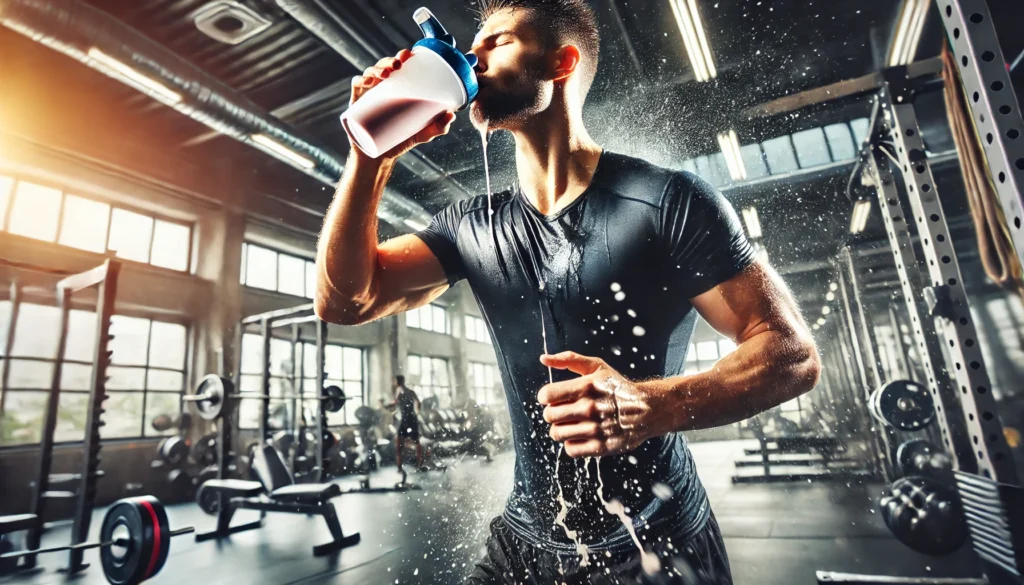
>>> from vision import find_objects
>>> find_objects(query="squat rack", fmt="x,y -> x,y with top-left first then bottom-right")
820,0 -> 1023,583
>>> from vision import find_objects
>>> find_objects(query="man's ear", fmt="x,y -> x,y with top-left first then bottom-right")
552,44 -> 581,82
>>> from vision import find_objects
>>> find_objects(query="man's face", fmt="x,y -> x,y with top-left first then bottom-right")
469,8 -> 554,130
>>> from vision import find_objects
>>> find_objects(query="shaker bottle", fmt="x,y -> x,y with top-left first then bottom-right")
340,7 -> 479,159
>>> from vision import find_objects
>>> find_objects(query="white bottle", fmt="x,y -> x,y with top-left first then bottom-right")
340,8 -> 479,159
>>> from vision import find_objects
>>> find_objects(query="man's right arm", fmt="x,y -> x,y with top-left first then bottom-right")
314,50 -> 456,326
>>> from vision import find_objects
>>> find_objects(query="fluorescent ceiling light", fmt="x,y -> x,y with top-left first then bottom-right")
741,206 -> 762,239
887,0 -> 930,67
850,200 -> 872,234
250,134 -> 316,170
669,0 -> 717,82
718,130 -> 747,181
403,218 -> 428,231
86,48 -> 182,105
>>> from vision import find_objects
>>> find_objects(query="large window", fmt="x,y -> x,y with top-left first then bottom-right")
683,336 -> 737,375
0,174 -> 192,272
464,315 -> 491,344
406,304 -> 449,334
0,302 -> 188,446
469,362 -> 500,405
237,334 -> 365,429
240,242 -> 317,299
406,354 -> 452,407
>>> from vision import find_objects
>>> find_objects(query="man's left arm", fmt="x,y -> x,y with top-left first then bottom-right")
539,262 -> 821,458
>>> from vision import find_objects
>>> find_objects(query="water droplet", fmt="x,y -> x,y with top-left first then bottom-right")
614,292 -> 626,301
610,282 -> 622,292
612,346 -> 622,356
632,326 -> 646,336
628,455 -> 638,464
627,309 -> 637,317
652,482 -> 673,500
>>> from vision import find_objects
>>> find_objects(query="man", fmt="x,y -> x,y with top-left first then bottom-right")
315,1 -> 820,582
387,375 -> 424,471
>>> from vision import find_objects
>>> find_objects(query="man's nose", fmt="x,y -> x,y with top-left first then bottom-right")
470,49 -> 487,74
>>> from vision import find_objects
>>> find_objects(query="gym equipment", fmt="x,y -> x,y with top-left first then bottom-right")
150,413 -> 193,433
879,476 -> 968,556
195,445 -> 360,556
0,496 -> 193,584
184,375 -> 349,421
868,380 -> 935,431
192,433 -> 218,466
896,439 -> 953,480
157,437 -> 188,467
165,469 -> 192,494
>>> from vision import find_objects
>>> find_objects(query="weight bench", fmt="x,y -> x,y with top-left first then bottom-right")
195,445 -> 360,556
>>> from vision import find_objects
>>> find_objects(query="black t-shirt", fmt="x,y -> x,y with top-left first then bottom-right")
395,386 -> 418,422
416,151 -> 755,553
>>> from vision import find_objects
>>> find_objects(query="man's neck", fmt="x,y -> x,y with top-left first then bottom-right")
511,104 -> 602,217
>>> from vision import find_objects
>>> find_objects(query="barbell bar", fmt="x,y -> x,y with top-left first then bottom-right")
184,375 -> 356,421
1,496 -> 193,585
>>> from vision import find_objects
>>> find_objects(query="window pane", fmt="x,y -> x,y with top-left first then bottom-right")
269,338 -> 293,376
107,366 -> 146,390
791,128 -> 830,168
433,358 -> 449,386
680,159 -> 697,175
2,391 -> 47,445
478,320 -> 489,343
740,144 -> 769,179
464,316 -> 475,341
407,355 -> 420,377
718,339 -> 737,357
0,300 -> 9,349
0,175 -> 13,228
433,306 -> 446,333
708,152 -> 730,185
343,347 -> 362,380
780,397 -> 802,412
302,342 -> 318,377
145,392 -> 181,437
277,254 -> 306,297
66,309 -> 97,362
240,334 -> 263,374
237,375 -> 261,429
13,303 -> 60,358
850,118 -> 870,145
147,370 -> 184,391
685,344 -> 696,363
150,220 -> 190,271
10,182 -> 62,241
148,321 -> 187,369
696,341 -> 719,361
824,123 -> 856,161
59,195 -> 110,252
325,345 -> 343,379
305,261 -> 316,299
406,306 -> 421,328
108,208 -> 154,263
240,243 -> 247,284
245,244 -> 277,290
302,377 -> 318,396
61,363 -> 93,390
56,392 -> 88,442
761,136 -> 798,174
109,316 -> 150,365
8,359 -> 53,388
103,392 -> 144,437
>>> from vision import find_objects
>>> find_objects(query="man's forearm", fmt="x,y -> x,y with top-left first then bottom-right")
644,329 -> 820,433
315,152 -> 396,316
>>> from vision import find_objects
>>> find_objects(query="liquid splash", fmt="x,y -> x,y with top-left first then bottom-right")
480,125 -> 494,236
596,457 -> 661,575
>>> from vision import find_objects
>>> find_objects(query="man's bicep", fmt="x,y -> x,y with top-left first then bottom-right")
373,234 -> 451,313
689,261 -> 805,343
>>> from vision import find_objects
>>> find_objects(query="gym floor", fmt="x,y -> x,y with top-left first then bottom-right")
1,441 -> 982,585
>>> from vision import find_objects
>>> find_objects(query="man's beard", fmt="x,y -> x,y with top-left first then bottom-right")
470,71 -> 547,129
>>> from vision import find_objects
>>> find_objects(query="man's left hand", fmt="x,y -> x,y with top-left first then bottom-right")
538,351 -> 667,457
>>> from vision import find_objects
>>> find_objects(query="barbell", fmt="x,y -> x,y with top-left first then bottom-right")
184,375 -> 353,421
0,496 -> 193,585
868,379 -> 935,431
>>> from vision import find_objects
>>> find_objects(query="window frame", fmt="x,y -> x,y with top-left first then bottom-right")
240,241 -> 317,299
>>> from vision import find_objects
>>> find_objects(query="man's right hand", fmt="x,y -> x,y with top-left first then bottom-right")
347,49 -> 457,162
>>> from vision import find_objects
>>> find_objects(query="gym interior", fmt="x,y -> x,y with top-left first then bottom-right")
1,0 -> 1023,583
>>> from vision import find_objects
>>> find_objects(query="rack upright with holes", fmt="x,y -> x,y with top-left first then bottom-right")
817,1 -> 1024,583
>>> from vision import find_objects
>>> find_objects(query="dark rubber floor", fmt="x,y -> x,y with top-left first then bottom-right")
0,440 -> 983,585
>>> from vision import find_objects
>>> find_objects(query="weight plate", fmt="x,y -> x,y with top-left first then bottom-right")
355,406 -> 379,428
100,496 -> 170,585
897,439 -> 935,476
191,375 -> 230,421
159,437 -> 188,467
193,434 -> 218,466
875,380 -> 935,430
323,385 -> 346,413
165,469 -> 192,495
196,484 -> 220,516
878,476 -> 967,556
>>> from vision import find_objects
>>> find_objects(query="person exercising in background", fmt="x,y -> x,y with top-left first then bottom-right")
316,1 -> 820,583
388,375 -> 424,471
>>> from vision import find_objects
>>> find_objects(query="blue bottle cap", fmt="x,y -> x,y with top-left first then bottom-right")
412,7 -> 478,107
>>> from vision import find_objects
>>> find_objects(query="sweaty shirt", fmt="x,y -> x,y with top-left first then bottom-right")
395,386 -> 418,423
416,151 -> 755,554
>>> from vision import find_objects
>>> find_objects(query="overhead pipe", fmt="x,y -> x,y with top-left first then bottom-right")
0,0 -> 431,227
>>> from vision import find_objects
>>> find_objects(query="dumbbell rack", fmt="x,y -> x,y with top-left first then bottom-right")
819,1 -> 1024,582
18,260 -> 120,573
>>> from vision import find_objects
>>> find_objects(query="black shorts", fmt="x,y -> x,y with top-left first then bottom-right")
465,513 -> 731,585
397,419 -> 419,441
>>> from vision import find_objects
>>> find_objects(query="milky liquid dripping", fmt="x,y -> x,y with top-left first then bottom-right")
540,283 -> 590,567
480,126 -> 493,235
595,457 -> 661,575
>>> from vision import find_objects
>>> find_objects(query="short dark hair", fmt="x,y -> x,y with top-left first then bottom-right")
395,375 -> 405,385
476,0 -> 600,101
